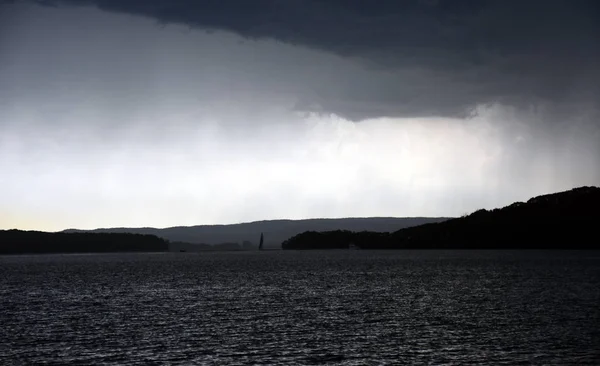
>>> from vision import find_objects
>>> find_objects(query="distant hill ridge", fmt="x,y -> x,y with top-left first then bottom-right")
282,186 -> 600,250
63,217 -> 451,249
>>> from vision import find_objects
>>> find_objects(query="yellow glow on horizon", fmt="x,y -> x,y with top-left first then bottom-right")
0,212 -> 60,232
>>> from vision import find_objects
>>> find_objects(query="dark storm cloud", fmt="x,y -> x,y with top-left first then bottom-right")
11,0 -> 600,120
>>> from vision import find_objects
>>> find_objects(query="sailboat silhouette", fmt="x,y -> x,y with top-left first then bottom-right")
258,232 -> 264,250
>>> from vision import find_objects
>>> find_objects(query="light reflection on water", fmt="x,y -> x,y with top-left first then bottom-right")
1,250 -> 599,365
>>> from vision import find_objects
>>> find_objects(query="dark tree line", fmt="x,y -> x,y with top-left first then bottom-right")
281,230 -> 388,250
282,186 -> 600,250
0,230 -> 169,254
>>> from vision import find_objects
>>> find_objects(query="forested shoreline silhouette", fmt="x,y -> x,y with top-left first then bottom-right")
3,186 -> 598,253
63,217 -> 448,249
282,186 -> 600,250
0,230 -> 168,254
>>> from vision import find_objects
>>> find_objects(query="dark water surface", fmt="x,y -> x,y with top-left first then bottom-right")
1,250 -> 599,365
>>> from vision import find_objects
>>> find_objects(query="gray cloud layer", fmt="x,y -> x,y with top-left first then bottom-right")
0,1 -> 598,230
10,0 -> 600,121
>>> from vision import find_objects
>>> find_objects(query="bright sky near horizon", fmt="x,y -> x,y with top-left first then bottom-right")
1,1 -> 599,231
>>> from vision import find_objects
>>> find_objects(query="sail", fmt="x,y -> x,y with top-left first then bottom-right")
259,232 -> 264,250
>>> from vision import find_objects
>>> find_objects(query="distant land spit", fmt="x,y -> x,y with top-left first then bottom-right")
0,231 -> 168,255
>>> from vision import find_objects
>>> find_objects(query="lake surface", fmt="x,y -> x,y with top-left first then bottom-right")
1,250 -> 599,365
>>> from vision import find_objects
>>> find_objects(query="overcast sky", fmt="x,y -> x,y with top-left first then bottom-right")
1,0 -> 599,231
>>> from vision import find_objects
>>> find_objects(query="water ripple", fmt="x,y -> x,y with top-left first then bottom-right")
1,250 -> 599,364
